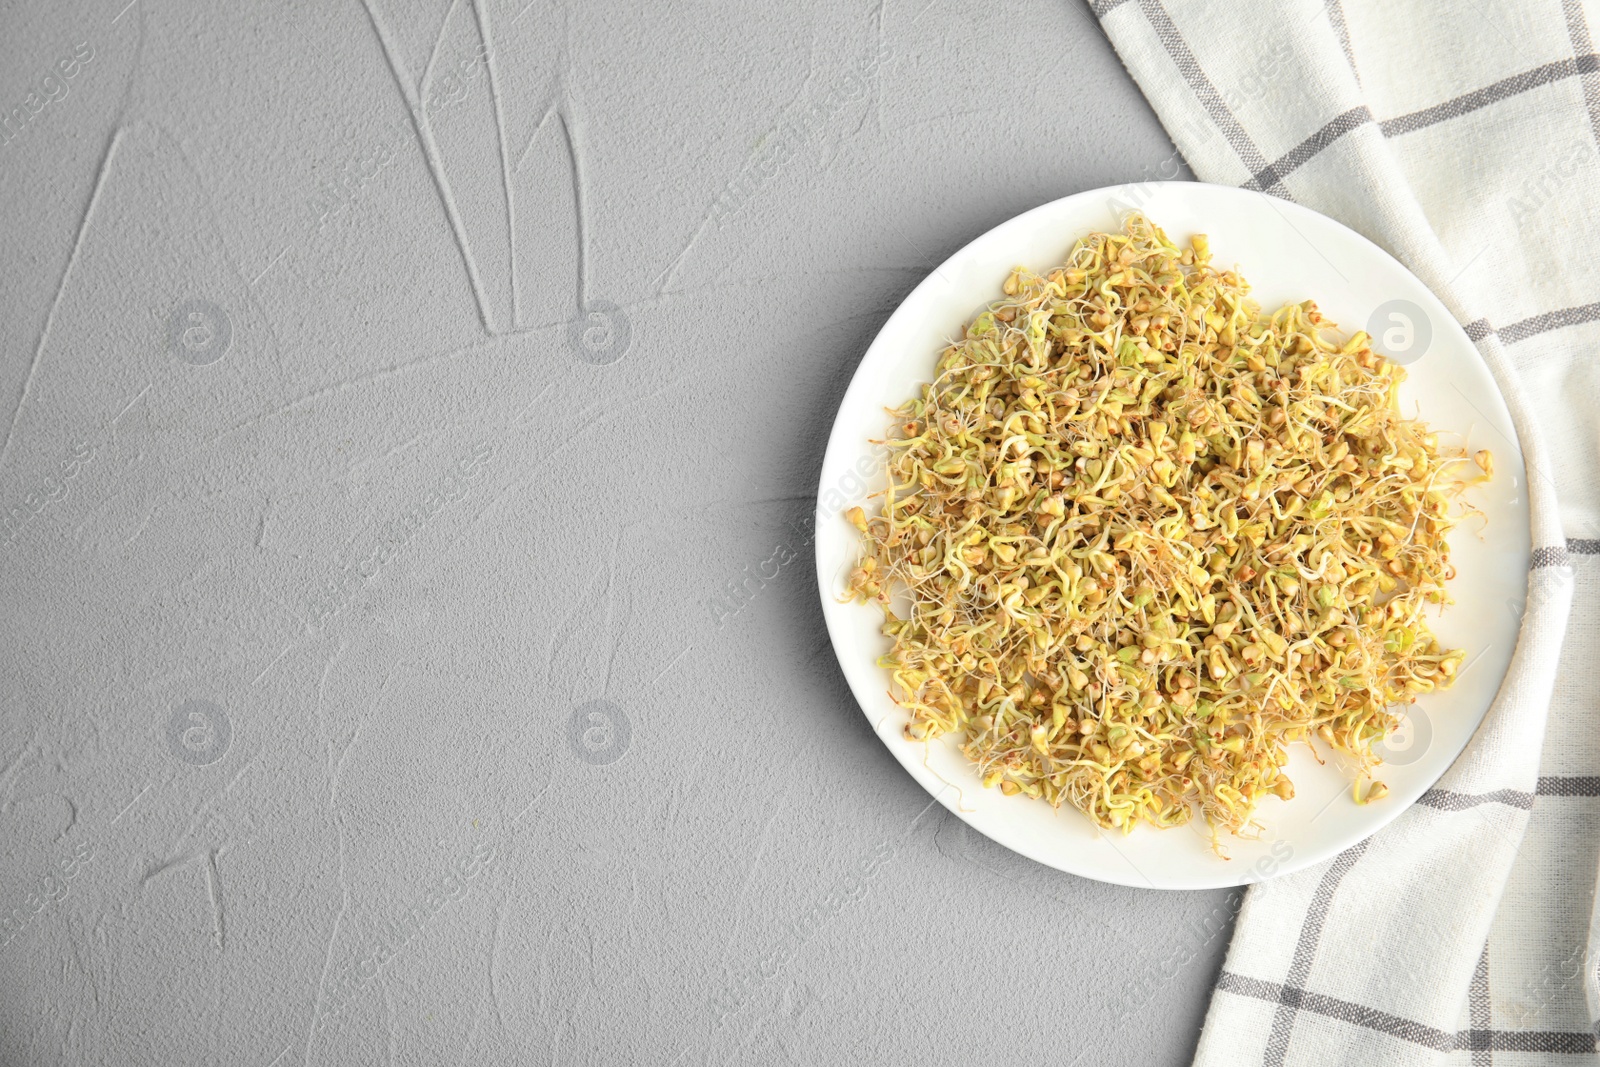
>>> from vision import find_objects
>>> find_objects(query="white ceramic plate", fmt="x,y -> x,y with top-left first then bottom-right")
815,181 -> 1530,890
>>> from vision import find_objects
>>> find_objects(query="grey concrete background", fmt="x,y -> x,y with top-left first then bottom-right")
0,0 -> 1227,1063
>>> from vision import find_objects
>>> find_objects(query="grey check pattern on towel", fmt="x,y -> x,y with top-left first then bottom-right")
1092,1 -> 1598,1064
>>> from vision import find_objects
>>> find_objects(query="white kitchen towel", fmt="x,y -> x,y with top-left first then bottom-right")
1091,1 -> 1593,1063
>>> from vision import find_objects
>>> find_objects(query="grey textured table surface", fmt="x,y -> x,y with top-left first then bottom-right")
0,1 -> 1226,1064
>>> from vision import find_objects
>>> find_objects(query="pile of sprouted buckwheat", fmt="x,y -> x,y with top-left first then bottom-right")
845,213 -> 1489,845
